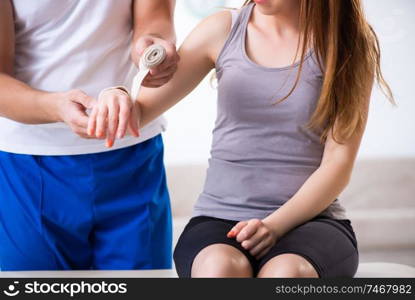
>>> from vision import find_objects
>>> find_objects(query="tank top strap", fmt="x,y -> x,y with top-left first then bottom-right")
216,3 -> 255,70
230,9 -> 238,28
238,3 -> 255,32
225,5 -> 250,46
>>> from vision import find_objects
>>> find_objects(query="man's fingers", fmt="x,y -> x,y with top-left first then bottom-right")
149,56 -> 178,74
147,65 -> 177,79
71,114 -> 89,129
76,93 -> 97,110
70,104 -> 89,128
63,89 -> 103,139
148,49 -> 179,75
147,39 -> 178,75
134,36 -> 179,87
159,39 -> 179,65
135,36 -> 155,57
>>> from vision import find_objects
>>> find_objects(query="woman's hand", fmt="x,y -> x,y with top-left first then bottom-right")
227,219 -> 278,259
87,88 -> 140,148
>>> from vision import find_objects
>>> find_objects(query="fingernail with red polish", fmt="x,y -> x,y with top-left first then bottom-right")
227,231 -> 236,238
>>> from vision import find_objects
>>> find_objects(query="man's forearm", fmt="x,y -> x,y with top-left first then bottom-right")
131,0 -> 176,67
133,19 -> 176,44
0,73 -> 60,124
132,0 -> 176,42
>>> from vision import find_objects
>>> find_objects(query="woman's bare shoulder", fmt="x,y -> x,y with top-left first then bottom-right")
180,9 -> 234,62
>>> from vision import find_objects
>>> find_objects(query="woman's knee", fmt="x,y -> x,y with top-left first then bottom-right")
191,243 -> 253,277
257,253 -> 319,278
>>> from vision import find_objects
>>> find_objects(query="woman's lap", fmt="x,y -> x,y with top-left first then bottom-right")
173,215 -> 359,278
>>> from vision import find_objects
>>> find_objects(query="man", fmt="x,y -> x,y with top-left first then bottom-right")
0,0 -> 179,270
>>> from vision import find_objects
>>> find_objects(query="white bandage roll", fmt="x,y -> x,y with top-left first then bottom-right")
92,44 -> 167,138
130,44 -> 167,100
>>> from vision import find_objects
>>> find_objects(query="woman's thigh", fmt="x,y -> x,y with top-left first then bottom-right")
258,217 -> 359,278
191,243 -> 253,277
257,253 -> 319,278
173,216 -> 257,277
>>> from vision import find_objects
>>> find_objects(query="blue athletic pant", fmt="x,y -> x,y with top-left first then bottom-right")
0,134 -> 172,271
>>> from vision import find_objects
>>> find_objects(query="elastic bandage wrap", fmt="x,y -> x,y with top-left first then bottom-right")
92,44 -> 166,137
130,44 -> 167,100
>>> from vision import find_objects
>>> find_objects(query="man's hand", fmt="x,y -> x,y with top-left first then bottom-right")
227,219 -> 279,259
134,35 -> 179,88
54,89 -> 98,139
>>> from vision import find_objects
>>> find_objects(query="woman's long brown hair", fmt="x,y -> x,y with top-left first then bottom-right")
243,0 -> 395,144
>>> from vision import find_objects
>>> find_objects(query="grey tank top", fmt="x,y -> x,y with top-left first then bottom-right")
192,3 -> 347,221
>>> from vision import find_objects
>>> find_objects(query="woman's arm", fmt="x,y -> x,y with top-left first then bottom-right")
261,80 -> 373,238
87,10 -> 233,146
136,10 -> 232,128
228,77 -> 374,259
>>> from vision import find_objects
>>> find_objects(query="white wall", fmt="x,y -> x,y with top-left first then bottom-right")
163,0 -> 415,166
361,0 -> 415,159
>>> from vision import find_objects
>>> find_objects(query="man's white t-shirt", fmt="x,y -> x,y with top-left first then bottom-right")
1,0 -> 167,155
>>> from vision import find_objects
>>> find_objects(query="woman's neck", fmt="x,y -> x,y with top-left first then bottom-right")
252,2 -> 300,37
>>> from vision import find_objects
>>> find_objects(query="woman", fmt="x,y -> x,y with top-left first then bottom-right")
90,0 -> 393,277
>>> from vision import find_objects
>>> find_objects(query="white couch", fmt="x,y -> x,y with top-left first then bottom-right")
1,159 -> 413,277
1,262 -> 415,278
166,158 -> 415,277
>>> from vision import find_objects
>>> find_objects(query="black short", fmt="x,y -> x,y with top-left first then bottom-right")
173,215 -> 359,278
